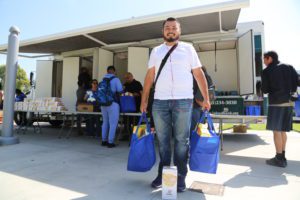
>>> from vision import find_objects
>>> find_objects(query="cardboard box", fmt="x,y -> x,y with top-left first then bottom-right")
77,103 -> 94,112
233,124 -> 247,133
162,166 -> 177,200
57,106 -> 67,112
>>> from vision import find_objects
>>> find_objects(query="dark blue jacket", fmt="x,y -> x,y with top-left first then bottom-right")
262,63 -> 298,104
15,93 -> 26,102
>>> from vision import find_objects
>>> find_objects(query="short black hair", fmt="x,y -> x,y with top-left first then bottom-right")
107,65 -> 116,72
16,89 -> 22,94
264,51 -> 279,64
162,17 -> 180,28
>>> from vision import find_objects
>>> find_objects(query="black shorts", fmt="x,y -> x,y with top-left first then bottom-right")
267,106 -> 293,132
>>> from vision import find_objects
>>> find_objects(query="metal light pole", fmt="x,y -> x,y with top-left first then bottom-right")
0,26 -> 20,145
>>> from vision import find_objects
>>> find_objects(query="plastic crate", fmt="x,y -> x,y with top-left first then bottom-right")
246,105 -> 261,116
294,96 -> 300,117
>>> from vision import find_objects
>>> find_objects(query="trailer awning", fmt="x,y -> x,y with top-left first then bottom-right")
0,0 -> 249,54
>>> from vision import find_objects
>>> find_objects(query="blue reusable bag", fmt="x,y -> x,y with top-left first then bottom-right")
127,112 -> 156,172
120,95 -> 136,113
189,111 -> 220,174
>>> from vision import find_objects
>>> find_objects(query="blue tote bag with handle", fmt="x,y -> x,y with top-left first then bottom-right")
189,111 -> 220,174
120,95 -> 136,113
127,112 -> 156,172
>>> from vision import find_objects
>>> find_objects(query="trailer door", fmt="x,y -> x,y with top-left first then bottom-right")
128,47 -> 149,85
237,30 -> 255,95
35,60 -> 53,98
62,57 -> 80,112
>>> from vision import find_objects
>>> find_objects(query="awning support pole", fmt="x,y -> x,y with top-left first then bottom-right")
219,11 -> 226,33
83,34 -> 107,46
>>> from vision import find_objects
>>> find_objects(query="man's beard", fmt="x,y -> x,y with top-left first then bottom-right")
163,34 -> 179,42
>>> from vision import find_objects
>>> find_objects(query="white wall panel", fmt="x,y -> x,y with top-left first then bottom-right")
128,47 -> 149,86
97,49 -> 113,80
62,57 -> 80,112
93,48 -> 99,79
35,60 -> 53,98
114,56 -> 128,84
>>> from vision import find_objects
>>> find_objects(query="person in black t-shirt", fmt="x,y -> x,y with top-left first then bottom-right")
123,72 -> 143,111
76,80 -> 87,135
120,72 -> 143,141
78,67 -> 91,90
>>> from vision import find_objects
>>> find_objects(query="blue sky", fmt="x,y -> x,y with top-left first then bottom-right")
0,0 -> 299,77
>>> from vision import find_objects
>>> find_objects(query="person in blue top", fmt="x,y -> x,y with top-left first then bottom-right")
15,89 -> 26,102
84,79 -> 101,137
14,89 -> 27,125
101,66 -> 123,148
0,83 -> 3,109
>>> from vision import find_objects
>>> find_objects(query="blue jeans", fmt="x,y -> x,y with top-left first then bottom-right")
190,107 -> 204,134
152,99 -> 193,177
101,102 -> 120,144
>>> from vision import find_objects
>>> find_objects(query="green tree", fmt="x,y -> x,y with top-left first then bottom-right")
0,65 -> 5,90
0,64 -> 30,92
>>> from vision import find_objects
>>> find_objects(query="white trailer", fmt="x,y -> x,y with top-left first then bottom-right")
0,0 -> 264,113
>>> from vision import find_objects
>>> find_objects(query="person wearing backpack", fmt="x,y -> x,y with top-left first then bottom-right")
191,66 -> 214,133
99,66 -> 123,148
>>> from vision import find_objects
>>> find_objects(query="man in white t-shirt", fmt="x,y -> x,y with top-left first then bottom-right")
141,17 -> 211,192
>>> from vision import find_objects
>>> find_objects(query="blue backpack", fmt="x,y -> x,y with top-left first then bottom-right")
97,76 -> 116,106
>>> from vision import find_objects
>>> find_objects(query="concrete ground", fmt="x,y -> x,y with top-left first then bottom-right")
0,124 -> 300,200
